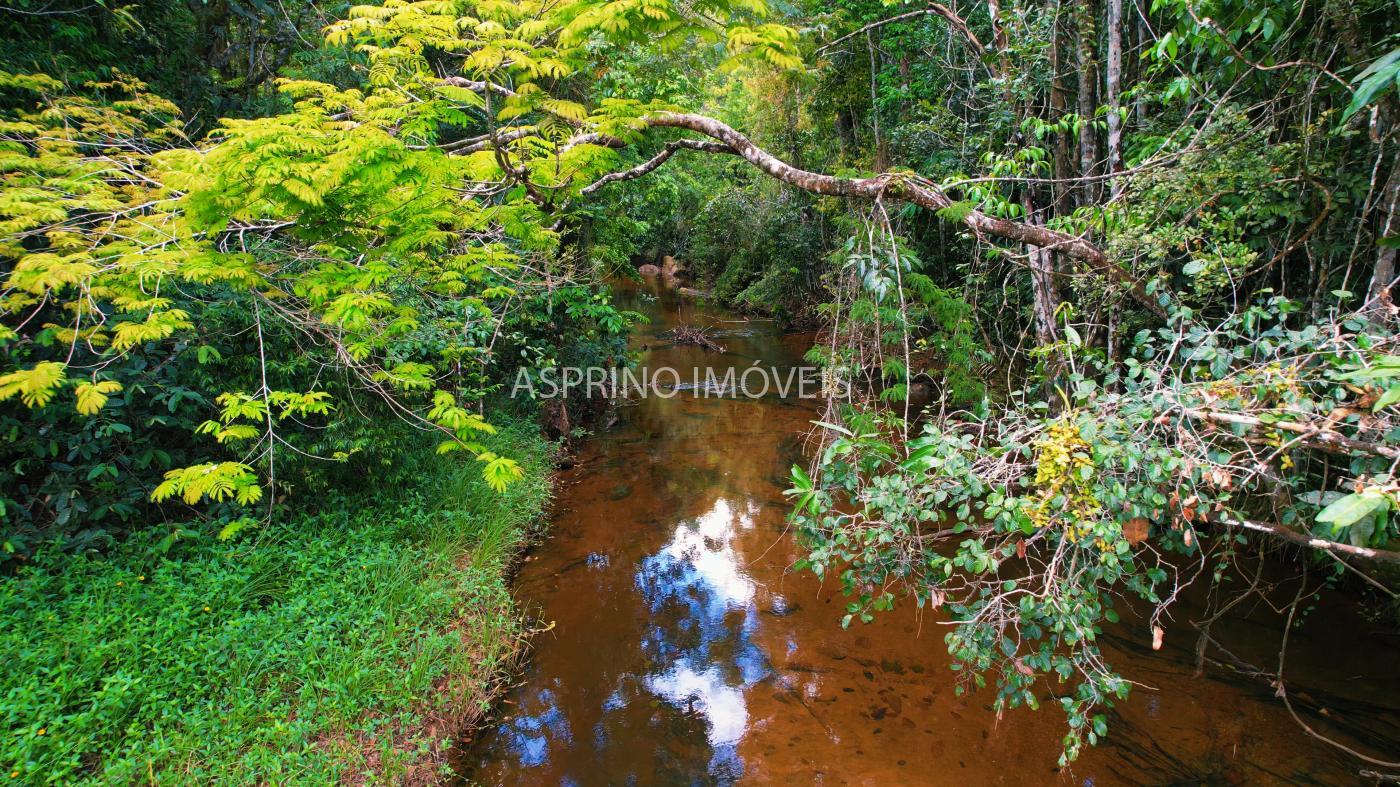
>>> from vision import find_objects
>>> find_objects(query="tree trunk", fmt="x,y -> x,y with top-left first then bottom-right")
867,31 -> 887,171
1131,0 -> 1147,126
1022,191 -> 1062,347
1105,0 -> 1124,199
1366,152 -> 1400,308
1049,0 -> 1075,217
986,0 -> 1010,76
1075,0 -> 1100,206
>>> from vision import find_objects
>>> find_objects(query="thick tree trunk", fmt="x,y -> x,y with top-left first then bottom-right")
1105,0 -> 1124,199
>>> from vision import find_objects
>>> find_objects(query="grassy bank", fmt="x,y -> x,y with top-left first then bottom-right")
0,424 -> 552,784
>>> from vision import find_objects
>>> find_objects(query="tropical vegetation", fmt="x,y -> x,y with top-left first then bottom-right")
0,0 -> 1397,778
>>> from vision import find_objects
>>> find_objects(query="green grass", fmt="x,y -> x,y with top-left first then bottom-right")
0,424 -> 552,784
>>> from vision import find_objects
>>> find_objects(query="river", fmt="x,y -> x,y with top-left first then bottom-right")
462,276 -> 1399,785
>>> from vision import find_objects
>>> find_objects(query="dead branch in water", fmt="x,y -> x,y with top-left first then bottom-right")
668,323 -> 727,353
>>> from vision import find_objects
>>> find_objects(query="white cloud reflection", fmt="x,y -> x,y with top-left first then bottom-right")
640,497 -> 764,755
655,498 -> 755,610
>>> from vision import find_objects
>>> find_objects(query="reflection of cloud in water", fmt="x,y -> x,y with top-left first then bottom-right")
645,662 -> 748,744
486,498 -> 771,781
656,499 -> 754,609
634,498 -> 770,780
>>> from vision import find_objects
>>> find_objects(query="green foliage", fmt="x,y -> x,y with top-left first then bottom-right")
0,1 -> 357,129
687,182 -> 831,319
790,293 -> 1400,761
1,0 -> 1397,773
0,424 -> 551,783
1,0 -> 802,557
0,57 -> 643,553
803,220 -> 989,405
1344,46 -> 1400,122
1106,107 -> 1305,302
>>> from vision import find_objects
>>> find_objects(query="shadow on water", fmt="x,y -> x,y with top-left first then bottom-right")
460,276 -> 1400,785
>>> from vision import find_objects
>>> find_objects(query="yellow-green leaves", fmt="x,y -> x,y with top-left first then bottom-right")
0,362 -> 67,408
427,390 -> 496,436
539,99 -> 590,124
427,390 -> 519,489
724,23 -> 803,70
1315,488 -> 1393,532
372,362 -> 439,390
7,252 -> 99,295
320,292 -> 398,331
152,463 -> 263,506
0,71 -> 63,93
73,380 -> 122,416
194,422 -> 262,444
210,391 -> 336,425
433,83 -> 489,107
192,391 -> 336,447
0,365 -> 123,415
478,452 -> 524,492
110,310 -> 193,351
217,516 -> 259,541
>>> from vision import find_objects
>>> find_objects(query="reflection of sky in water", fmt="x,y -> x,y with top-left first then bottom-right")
491,498 -> 770,782
645,499 -> 755,611
637,499 -> 770,781
495,684 -> 573,767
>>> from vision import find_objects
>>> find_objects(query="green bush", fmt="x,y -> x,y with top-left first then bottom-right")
0,424 -> 551,784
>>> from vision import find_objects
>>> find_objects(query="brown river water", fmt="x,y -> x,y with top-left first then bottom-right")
462,277 -> 1400,785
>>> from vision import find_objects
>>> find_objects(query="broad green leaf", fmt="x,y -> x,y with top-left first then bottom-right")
1315,491 -> 1389,529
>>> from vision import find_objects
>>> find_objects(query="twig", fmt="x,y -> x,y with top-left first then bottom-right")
1277,580 -> 1400,768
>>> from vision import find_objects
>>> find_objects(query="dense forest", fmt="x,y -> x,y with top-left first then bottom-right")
0,0 -> 1397,781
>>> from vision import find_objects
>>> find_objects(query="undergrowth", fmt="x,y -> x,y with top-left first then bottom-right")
0,422 -> 552,784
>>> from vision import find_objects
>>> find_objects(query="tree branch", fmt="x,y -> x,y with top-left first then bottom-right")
1180,407 -> 1400,460
644,111 -> 1165,316
1217,515 -> 1400,565
428,78 -> 1164,317
580,139 -> 735,194
440,76 -> 520,102
817,3 -> 987,57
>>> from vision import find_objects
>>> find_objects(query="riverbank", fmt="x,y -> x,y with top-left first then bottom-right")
0,423 -> 552,784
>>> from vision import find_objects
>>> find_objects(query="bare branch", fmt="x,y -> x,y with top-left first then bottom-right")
580,139 -> 734,194
1180,406 -> 1400,460
1215,515 -> 1400,565
817,3 -> 987,58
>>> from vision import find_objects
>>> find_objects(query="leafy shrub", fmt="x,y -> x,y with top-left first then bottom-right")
790,293 -> 1400,762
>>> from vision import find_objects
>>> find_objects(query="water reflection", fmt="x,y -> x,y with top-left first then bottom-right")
465,279 -> 805,784
489,495 -> 773,781
492,682 -> 573,768
637,499 -> 770,780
